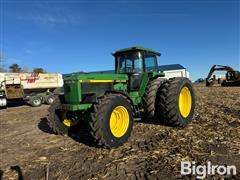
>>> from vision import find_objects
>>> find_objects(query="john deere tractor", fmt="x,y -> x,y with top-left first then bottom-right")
48,46 -> 195,148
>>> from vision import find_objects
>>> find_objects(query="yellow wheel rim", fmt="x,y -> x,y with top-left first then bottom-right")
109,106 -> 129,138
62,111 -> 78,127
179,87 -> 192,118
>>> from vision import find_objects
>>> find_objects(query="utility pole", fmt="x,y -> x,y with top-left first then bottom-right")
0,53 -> 6,72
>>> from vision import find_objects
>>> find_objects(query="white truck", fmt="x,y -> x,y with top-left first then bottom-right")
0,72 -> 63,107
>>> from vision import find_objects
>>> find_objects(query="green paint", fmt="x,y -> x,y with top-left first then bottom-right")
129,91 -> 142,105
64,82 -> 81,104
64,73 -> 128,81
112,46 -> 161,56
138,74 -> 149,97
114,83 -> 127,91
64,73 -> 128,104
152,71 -> 165,77
61,103 -> 92,111
61,46 -> 166,119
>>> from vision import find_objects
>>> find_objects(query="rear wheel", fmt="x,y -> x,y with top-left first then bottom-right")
45,95 -> 55,105
48,97 -> 80,135
90,94 -> 133,148
29,96 -> 42,107
157,77 -> 195,127
142,78 -> 165,121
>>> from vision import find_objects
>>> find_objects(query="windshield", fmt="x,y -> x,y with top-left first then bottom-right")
116,52 -> 143,73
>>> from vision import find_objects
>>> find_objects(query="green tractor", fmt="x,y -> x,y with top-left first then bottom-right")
48,46 -> 195,148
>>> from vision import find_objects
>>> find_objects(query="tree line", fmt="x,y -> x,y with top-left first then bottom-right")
8,64 -> 46,73
0,63 -> 46,73
0,53 -> 46,73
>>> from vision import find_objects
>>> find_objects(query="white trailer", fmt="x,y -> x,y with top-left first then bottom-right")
0,72 -> 63,107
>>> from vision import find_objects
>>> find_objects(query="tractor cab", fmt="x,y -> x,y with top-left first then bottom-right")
113,46 -> 162,90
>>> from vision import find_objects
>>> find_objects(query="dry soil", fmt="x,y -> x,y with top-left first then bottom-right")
0,85 -> 239,179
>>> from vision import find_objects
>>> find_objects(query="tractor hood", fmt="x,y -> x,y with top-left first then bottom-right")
63,73 -> 128,106
64,73 -> 128,82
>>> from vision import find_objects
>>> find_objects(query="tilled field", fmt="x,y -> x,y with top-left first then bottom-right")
0,86 -> 239,179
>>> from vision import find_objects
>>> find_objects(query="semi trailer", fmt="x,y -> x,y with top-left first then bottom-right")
0,72 -> 63,107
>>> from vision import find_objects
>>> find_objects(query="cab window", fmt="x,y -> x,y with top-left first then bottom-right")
145,54 -> 157,71
117,52 -> 143,73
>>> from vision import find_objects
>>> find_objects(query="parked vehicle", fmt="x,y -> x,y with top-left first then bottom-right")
0,73 -> 63,107
206,65 -> 240,87
195,78 -> 205,83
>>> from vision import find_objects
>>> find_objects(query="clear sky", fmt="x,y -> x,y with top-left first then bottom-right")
1,0 -> 239,81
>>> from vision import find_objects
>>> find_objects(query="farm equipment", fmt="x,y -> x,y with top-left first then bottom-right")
48,46 -> 195,148
0,73 -> 63,107
206,65 -> 240,87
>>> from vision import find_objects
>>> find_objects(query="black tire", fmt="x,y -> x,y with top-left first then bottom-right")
89,94 -> 134,148
45,95 -> 55,105
29,96 -> 42,107
0,106 -> 7,109
157,77 -> 195,127
221,80 -> 227,86
142,78 -> 165,121
48,96 -> 79,135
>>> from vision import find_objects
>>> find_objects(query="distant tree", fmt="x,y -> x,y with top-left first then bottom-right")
33,68 -> 45,73
9,63 -> 21,73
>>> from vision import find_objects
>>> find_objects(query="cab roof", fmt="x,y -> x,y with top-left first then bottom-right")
112,46 -> 161,56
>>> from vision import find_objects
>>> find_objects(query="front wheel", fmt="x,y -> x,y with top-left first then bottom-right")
48,97 -> 80,135
157,77 -> 195,127
90,94 -> 134,148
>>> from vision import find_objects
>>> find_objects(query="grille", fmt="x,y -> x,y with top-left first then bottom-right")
81,83 -> 113,95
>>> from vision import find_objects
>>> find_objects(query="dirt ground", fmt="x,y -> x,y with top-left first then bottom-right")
0,85 -> 239,180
